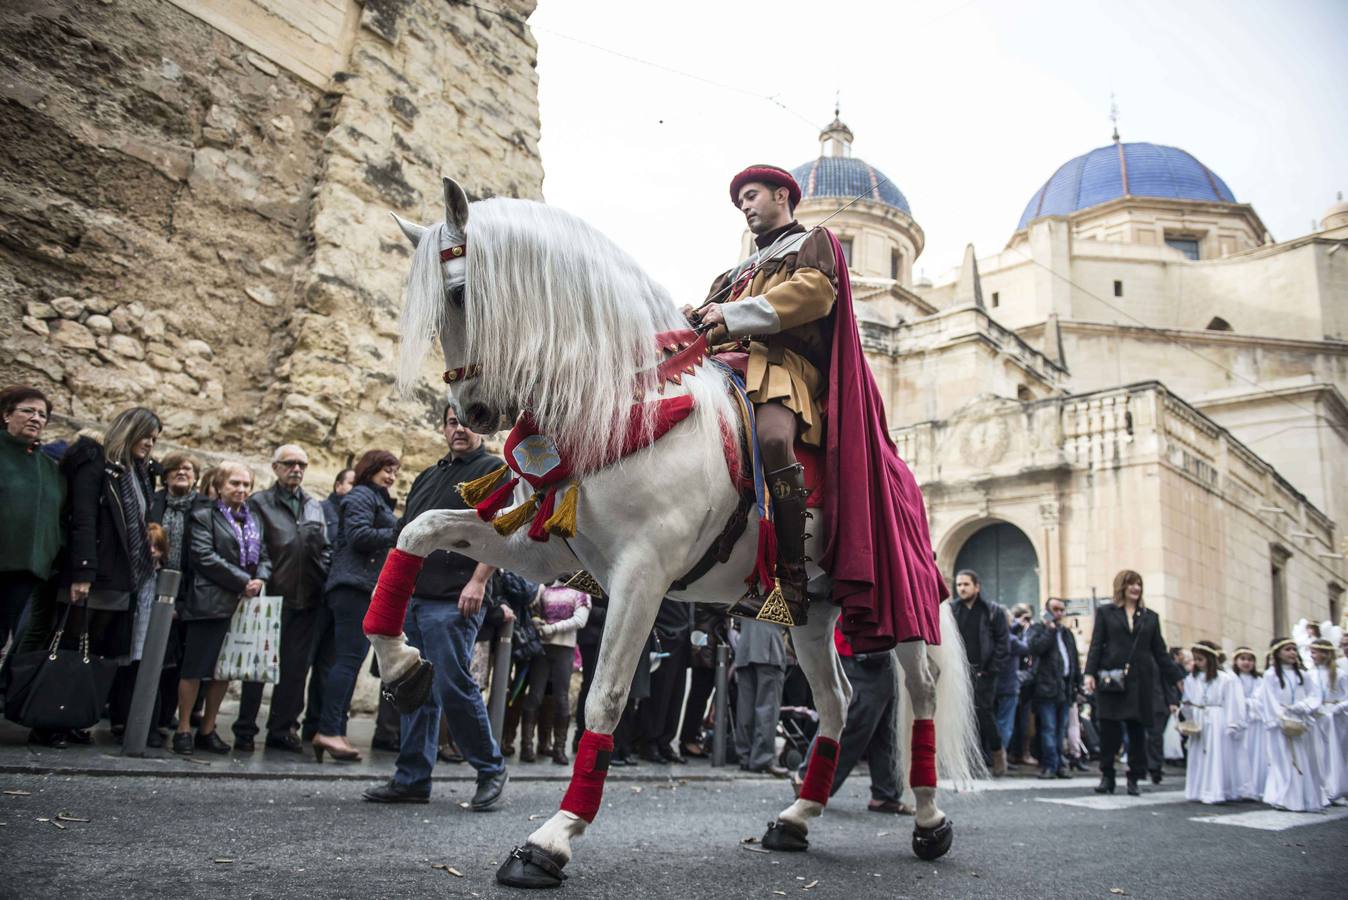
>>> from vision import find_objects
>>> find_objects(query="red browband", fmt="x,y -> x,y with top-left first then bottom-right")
443,364 -> 482,385
440,243 -> 466,262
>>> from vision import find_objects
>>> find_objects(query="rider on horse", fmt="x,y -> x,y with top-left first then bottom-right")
693,163 -> 947,651
691,165 -> 834,629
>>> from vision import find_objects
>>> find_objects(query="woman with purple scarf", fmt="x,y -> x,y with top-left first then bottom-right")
174,463 -> 271,755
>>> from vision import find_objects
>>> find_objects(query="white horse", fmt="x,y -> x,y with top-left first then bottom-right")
364,177 -> 980,889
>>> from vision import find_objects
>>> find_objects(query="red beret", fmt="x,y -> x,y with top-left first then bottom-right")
729,165 -> 801,208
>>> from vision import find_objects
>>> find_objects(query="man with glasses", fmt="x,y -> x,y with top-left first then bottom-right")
1026,598 -> 1081,779
234,445 -> 331,752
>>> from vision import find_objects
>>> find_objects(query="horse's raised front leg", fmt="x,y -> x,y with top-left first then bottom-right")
362,508 -> 573,713
895,640 -> 953,859
496,564 -> 664,889
758,600 -> 849,852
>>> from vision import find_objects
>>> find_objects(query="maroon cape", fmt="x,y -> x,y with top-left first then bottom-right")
819,229 -> 947,651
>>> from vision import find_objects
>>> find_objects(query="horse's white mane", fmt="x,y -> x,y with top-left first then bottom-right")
401,197 -> 732,477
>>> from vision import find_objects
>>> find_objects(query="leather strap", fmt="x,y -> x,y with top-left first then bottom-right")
669,492 -> 752,591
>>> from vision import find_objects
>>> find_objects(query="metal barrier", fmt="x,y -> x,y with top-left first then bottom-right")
711,643 -> 729,767
122,569 -> 181,757
488,618 -> 515,740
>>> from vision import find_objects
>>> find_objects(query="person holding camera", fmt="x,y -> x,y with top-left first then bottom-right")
1084,570 -> 1181,795
1027,598 -> 1081,779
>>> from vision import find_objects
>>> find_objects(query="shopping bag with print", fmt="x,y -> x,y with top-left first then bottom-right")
214,594 -> 282,683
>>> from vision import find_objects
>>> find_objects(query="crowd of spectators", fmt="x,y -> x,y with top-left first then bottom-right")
9,384 -> 1339,817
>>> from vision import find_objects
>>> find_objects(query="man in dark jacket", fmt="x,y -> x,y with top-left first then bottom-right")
1026,598 -> 1081,779
363,403 -> 507,810
637,598 -> 693,763
233,445 -> 331,752
950,569 -> 1008,770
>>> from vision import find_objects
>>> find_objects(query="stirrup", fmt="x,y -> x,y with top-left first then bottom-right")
727,579 -> 807,627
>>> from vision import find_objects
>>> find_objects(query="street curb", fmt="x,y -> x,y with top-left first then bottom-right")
0,761 -> 760,784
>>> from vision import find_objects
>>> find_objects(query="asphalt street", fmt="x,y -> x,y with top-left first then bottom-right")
2,770 -> 1343,900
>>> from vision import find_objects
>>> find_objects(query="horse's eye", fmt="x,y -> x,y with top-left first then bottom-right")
448,285 -> 465,309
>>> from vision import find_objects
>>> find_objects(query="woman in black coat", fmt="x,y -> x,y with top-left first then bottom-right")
1084,569 -> 1179,795
19,407 -> 161,748
312,449 -> 400,762
173,463 -> 271,755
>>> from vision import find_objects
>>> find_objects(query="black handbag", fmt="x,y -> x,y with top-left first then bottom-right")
1096,619 -> 1142,695
4,605 -> 119,731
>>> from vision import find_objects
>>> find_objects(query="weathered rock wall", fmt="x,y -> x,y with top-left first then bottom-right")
0,0 -> 542,479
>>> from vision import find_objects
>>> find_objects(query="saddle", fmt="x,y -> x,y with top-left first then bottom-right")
668,348 -> 821,607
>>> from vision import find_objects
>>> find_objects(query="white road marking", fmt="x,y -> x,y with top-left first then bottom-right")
948,777 -> 1119,793
1034,791 -> 1187,811
1189,806 -> 1348,831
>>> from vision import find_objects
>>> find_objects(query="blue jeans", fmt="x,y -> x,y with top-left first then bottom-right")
317,586 -> 372,736
994,692 -> 1019,753
1034,699 -> 1070,774
394,598 -> 503,792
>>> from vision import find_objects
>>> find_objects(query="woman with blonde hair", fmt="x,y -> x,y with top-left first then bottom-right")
1083,569 -> 1183,796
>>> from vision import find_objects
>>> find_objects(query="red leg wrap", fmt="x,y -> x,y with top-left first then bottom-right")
798,736 -> 840,805
362,548 -> 425,637
910,718 -> 937,788
560,731 -> 614,823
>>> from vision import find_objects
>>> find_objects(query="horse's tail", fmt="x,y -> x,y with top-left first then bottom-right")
899,602 -> 987,797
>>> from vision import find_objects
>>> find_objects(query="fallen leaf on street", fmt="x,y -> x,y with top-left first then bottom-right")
47,818 -> 65,830
447,867 -> 463,877
214,859 -> 234,864
528,814 -> 543,821
1109,890 -> 1128,896
740,845 -> 771,854
774,892 -> 787,896
458,801 -> 471,808
877,831 -> 891,837
56,813 -> 89,822
2,790 -> 32,796
803,880 -> 819,889
630,786 -> 642,793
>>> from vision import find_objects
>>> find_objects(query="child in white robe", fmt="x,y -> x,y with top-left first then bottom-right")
1307,638 -> 1346,801
1259,637 -> 1330,812
1229,647 -> 1267,801
1181,641 -> 1245,804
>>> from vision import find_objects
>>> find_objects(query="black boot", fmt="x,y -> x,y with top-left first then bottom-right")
728,464 -> 810,627
1126,775 -> 1141,796
551,715 -> 570,766
1094,772 -> 1116,794
519,711 -> 537,763
502,702 -> 522,757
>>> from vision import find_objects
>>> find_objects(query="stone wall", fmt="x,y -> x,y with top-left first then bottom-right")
0,0 -> 543,481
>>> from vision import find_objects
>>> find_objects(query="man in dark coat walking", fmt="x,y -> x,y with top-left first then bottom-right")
949,570 -> 1008,771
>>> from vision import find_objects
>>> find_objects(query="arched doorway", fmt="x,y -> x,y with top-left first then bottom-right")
953,521 -> 1040,608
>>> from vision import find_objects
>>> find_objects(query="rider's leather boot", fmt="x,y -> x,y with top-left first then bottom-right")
729,464 -> 810,627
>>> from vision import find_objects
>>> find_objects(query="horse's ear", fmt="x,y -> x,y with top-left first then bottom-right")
443,176 -> 470,233
391,212 -> 428,247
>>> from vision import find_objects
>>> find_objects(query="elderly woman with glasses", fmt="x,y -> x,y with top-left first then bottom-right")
0,386 -> 64,653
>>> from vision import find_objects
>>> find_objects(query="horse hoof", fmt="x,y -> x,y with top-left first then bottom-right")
911,818 -> 953,861
381,659 -> 434,715
761,819 -> 809,852
496,844 -> 568,889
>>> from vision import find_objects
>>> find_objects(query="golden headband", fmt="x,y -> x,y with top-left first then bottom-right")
1190,643 -> 1222,658
1269,638 -> 1297,655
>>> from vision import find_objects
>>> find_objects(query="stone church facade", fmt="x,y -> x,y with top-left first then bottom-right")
1,0 -> 543,478
784,117 -> 1348,651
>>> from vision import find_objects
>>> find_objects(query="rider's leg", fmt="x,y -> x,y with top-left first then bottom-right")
754,402 -> 810,622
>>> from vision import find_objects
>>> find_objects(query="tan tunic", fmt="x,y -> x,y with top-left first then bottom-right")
703,225 -> 838,446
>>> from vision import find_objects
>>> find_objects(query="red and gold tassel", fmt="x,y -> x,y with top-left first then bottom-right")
458,465 -> 509,506
544,482 -> 579,539
492,493 -> 540,536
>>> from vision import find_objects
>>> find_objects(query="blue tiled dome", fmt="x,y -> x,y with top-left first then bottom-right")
792,156 -> 911,216
1017,142 -> 1236,230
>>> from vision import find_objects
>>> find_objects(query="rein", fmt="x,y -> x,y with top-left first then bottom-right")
444,329 -> 710,390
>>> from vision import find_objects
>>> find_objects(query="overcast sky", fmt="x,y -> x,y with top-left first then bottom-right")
527,0 -> 1347,303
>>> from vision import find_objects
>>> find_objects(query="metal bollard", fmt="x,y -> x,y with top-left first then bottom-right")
488,618 -> 515,742
122,569 -> 181,757
712,643 -> 729,767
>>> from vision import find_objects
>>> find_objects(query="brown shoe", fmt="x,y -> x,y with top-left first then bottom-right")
868,799 -> 914,815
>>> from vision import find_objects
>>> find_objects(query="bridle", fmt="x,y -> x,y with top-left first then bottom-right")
437,239 -> 479,385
